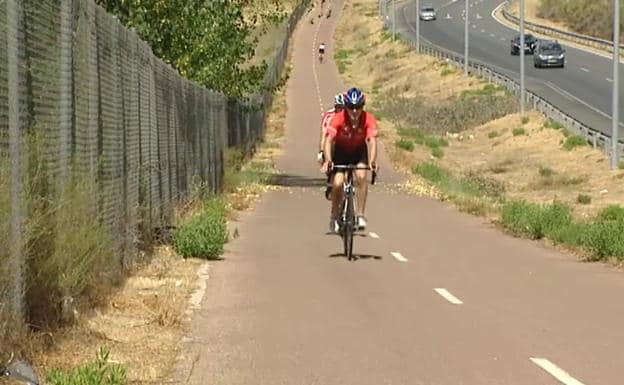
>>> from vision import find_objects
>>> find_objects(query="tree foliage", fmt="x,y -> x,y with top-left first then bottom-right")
96,0 -> 289,97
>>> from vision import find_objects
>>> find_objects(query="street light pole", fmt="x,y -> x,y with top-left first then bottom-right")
520,0 -> 525,116
392,0 -> 396,39
416,0 -> 420,52
612,0 -> 620,169
464,0 -> 469,76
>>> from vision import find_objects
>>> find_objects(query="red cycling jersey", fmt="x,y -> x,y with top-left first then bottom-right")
327,110 -> 378,152
320,109 -> 336,137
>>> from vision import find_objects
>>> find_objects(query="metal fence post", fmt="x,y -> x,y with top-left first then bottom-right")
6,0 -> 26,330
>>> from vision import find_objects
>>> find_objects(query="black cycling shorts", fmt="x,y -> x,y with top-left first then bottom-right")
333,143 -> 368,167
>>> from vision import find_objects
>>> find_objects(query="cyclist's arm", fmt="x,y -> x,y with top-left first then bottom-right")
365,113 -> 379,167
325,114 -> 342,165
324,135 -> 334,165
367,136 -> 377,166
319,113 -> 329,151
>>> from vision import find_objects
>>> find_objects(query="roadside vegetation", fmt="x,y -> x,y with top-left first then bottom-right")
537,0 -> 624,41
96,0 -> 294,97
336,0 -> 624,263
2,1 -> 299,382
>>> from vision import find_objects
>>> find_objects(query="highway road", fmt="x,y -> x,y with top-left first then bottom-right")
395,0 -> 624,138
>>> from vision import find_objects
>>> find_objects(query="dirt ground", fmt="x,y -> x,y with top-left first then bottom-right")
336,0 -> 624,220
507,0 -> 572,33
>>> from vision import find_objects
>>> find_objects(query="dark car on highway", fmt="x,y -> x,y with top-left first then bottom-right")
533,40 -> 565,68
510,33 -> 538,55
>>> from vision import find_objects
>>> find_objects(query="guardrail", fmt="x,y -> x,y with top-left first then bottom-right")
379,0 -> 623,163
500,0 -> 624,54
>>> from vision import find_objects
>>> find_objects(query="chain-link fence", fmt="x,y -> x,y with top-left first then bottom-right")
0,0 -> 309,342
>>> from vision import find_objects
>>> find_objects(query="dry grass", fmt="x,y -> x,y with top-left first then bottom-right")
508,0 -> 572,33
27,247 -> 203,384
441,113 -> 624,219
22,10 -> 295,382
336,0 -> 624,221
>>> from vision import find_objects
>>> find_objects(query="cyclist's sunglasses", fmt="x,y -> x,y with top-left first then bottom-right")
346,104 -> 364,111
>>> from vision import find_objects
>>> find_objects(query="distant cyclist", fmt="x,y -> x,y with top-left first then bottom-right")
321,87 -> 378,233
318,42 -> 326,63
319,0 -> 326,17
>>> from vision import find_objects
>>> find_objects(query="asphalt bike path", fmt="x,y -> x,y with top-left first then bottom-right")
182,1 -> 624,383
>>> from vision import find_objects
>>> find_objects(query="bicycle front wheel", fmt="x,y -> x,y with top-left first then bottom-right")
343,189 -> 355,260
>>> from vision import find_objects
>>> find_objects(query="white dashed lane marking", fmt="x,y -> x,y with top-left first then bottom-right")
434,288 -> 463,304
391,252 -> 408,262
530,358 -> 586,385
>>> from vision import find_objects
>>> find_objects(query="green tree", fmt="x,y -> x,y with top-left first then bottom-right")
96,0 -> 287,97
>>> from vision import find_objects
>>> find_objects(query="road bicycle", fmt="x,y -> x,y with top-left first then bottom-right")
330,164 -> 376,261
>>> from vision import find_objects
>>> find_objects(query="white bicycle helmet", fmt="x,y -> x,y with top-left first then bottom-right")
334,93 -> 345,107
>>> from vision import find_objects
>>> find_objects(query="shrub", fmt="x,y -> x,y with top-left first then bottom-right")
597,204 -> 624,222
173,198 -> 229,259
512,127 -> 526,136
47,347 -> 127,385
501,201 -> 572,240
413,162 -> 447,183
563,135 -> 586,150
581,219 -> 624,260
543,118 -> 563,129
576,194 -> 592,204
431,146 -> 444,158
395,138 -> 414,151
539,166 -> 555,177
424,136 -> 449,149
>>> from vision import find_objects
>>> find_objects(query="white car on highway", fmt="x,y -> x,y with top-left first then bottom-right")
419,5 -> 436,21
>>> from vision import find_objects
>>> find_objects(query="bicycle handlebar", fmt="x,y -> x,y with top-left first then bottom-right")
330,165 -> 371,170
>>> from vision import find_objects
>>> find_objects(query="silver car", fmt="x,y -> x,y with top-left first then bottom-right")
534,40 -> 565,68
419,5 -> 436,21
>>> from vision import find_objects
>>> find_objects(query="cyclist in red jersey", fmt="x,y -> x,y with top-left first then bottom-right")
317,93 -> 346,164
321,87 -> 378,233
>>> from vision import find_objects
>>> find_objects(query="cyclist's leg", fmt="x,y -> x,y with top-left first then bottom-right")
325,170 -> 333,200
354,145 -> 369,227
355,161 -> 368,215
330,146 -> 348,219
331,171 -> 345,218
